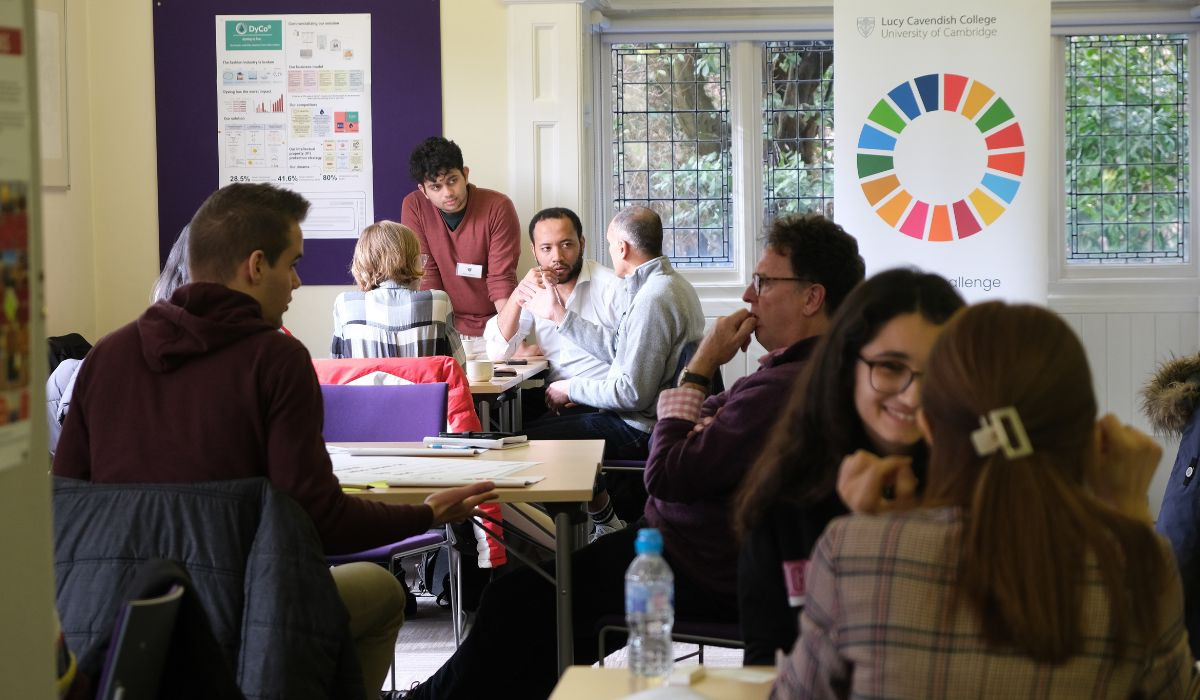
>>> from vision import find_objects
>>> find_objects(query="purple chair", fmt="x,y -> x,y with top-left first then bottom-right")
95,584 -> 185,700
321,382 -> 466,659
321,382 -> 448,442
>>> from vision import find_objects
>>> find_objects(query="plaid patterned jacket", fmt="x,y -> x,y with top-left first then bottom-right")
773,506 -> 1195,699
331,282 -> 464,364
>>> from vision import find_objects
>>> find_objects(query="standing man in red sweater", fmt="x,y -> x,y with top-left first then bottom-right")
401,137 -> 521,358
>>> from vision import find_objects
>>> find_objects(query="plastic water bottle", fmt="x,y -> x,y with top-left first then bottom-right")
625,528 -> 674,680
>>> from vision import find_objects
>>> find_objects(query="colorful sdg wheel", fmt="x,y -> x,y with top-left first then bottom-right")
856,73 -> 1025,241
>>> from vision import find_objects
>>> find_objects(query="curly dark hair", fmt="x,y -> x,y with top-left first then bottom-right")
766,213 -> 865,316
408,136 -> 465,184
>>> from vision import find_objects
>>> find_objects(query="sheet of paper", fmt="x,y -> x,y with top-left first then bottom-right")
327,445 -> 484,457
331,453 -> 539,484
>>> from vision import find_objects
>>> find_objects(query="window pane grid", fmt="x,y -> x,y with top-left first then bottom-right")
612,43 -> 733,268
762,40 -> 835,225
1065,34 -> 1189,264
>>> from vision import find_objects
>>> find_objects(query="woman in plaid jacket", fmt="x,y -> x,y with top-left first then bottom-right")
777,303 -> 1195,698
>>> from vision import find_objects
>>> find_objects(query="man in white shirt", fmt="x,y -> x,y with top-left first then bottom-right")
482,207 -> 625,544
483,207 -> 622,419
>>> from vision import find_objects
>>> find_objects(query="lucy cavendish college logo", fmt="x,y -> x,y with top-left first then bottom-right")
858,16 -> 876,38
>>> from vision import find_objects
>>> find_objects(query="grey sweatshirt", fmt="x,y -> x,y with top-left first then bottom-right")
559,256 -> 704,433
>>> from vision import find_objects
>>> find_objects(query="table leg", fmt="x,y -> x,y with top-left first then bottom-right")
545,502 -> 585,676
514,391 -> 523,432
554,509 -> 574,674
500,395 -> 512,433
477,399 -> 491,431
447,523 -> 463,646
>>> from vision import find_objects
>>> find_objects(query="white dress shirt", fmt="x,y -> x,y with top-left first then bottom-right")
483,259 -> 623,383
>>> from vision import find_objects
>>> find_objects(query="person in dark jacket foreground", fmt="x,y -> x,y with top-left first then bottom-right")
52,183 -> 496,699
1143,353 -> 1200,658
404,213 -> 864,699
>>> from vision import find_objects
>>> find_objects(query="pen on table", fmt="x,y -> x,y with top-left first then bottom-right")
426,444 -> 479,451
340,481 -> 390,491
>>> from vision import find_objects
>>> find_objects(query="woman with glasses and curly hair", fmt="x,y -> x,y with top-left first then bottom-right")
774,302 -> 1194,697
734,268 -> 965,665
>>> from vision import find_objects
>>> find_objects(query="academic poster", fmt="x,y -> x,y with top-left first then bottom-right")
834,0 -> 1050,302
215,14 -> 373,239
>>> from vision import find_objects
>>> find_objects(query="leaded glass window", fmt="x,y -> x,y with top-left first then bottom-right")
763,40 -> 835,223
611,43 -> 732,268
1065,34 -> 1189,264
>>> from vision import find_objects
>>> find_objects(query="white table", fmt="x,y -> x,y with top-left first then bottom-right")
550,666 -> 775,699
340,438 -> 601,675
468,358 -> 548,431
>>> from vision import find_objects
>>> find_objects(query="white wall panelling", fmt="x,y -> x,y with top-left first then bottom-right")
507,2 -> 585,224
1052,295 -> 1200,518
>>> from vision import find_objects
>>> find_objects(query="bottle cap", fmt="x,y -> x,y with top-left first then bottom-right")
634,528 -> 663,555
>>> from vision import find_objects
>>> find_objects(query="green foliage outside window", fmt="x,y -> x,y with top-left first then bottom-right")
612,43 -> 732,267
610,34 -> 1190,269
1065,34 -> 1189,263
763,41 -> 835,222
611,41 -> 838,267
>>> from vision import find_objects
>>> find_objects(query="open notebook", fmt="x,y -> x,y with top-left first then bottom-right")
423,434 -> 529,449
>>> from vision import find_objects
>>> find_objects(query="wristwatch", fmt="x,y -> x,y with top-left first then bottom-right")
677,367 -> 711,391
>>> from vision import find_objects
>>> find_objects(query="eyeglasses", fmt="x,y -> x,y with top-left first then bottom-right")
751,273 -> 810,296
858,356 -> 924,395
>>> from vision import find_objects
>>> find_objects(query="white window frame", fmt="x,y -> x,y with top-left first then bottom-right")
587,3 -> 1200,298
590,13 -> 833,297
1049,26 -> 1200,290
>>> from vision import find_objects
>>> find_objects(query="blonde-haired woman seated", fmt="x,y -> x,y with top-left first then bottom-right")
775,302 -> 1195,698
332,220 -> 465,363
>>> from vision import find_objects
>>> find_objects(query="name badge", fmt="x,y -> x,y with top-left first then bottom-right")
782,559 -> 809,608
456,262 -> 483,279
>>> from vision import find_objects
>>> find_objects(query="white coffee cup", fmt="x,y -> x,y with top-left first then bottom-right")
466,359 -> 494,382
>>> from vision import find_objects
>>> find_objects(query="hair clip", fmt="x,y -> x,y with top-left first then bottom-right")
970,406 -> 1033,459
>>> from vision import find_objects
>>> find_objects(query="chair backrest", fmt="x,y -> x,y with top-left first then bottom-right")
321,382 -> 448,442
313,357 -> 482,432
48,332 -> 91,372
96,584 -> 185,700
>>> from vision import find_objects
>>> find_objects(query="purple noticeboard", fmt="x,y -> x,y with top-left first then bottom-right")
152,0 -> 442,285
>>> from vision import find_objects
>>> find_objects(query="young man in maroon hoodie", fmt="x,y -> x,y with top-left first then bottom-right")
52,183 -> 495,697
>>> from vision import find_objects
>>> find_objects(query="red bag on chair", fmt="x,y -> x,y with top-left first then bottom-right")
473,503 -> 506,568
